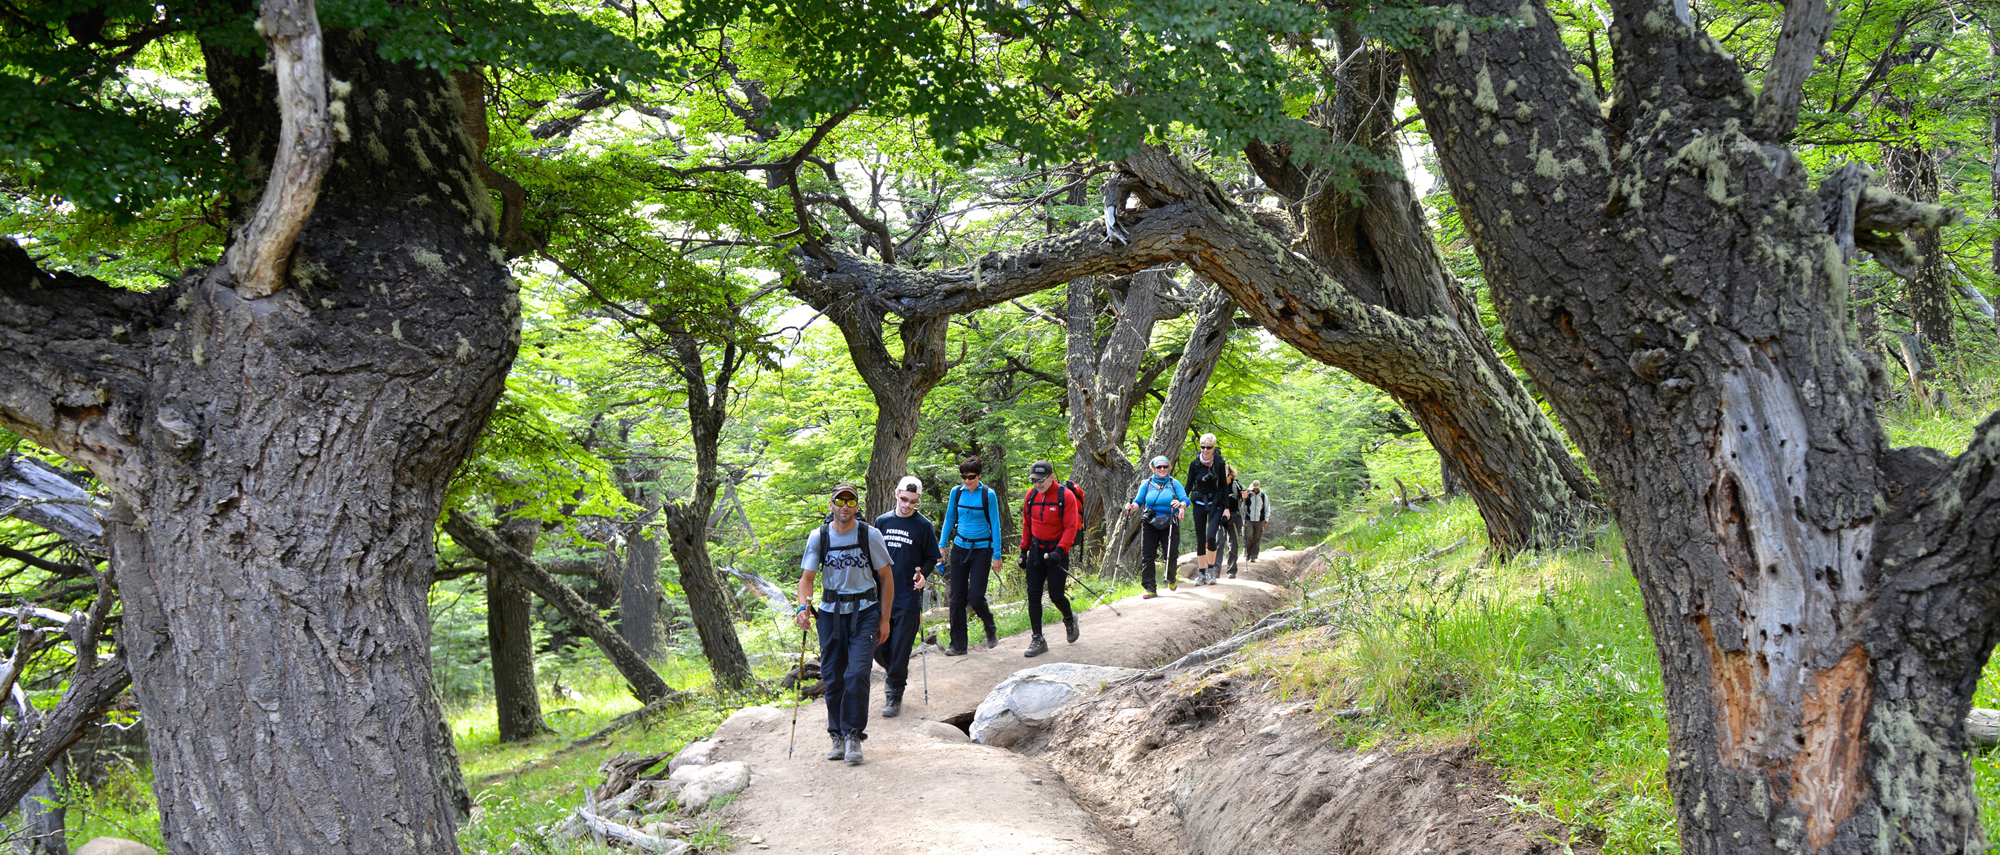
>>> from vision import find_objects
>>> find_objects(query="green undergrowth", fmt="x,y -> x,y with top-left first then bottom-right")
1249,498 -> 1676,854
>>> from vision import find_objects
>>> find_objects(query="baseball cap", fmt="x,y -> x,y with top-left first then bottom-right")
1029,460 -> 1053,482
829,483 -> 860,501
896,476 -> 923,493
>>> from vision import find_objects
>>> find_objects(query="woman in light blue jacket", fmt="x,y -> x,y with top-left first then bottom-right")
1125,455 -> 1187,598
938,456 -> 1005,654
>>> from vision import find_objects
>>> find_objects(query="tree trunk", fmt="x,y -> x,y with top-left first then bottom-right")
1066,271 -> 1188,559
1403,0 -> 1987,848
488,508 -> 549,742
657,332 -> 752,691
0,27 -> 511,852
799,301 -> 950,519
445,512 -> 676,704
613,453 -> 667,661
1883,141 -> 1955,353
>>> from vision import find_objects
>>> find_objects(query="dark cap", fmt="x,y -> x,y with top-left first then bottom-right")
830,483 -> 860,501
1029,460 -> 1054,481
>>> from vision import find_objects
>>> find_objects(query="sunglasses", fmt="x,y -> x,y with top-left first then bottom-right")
832,498 -> 859,508
1153,464 -> 1170,470
960,473 -> 979,480
896,494 -> 919,503
1200,444 -> 1214,449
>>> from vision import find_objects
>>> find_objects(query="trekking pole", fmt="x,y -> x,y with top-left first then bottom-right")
1069,570 -> 1122,617
786,620 -> 808,759
919,609 -> 930,705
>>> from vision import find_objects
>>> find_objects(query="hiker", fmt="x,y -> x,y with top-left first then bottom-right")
795,483 -> 895,765
938,456 -> 1004,655
872,476 -> 937,717
1242,480 -> 1271,562
1216,465 -> 1245,578
1018,460 -> 1081,657
1125,455 -> 1187,598
1186,433 -> 1230,585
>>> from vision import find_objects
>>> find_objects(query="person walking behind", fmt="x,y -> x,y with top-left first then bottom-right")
1125,456 -> 1187,598
938,456 -> 1005,655
1242,480 -> 1271,563
873,476 -> 937,717
1018,461 -> 1081,657
1186,434 -> 1230,585
795,483 -> 895,765
1222,465 -> 1246,578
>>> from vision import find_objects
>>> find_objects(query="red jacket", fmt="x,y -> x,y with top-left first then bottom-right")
1019,482 -> 1081,551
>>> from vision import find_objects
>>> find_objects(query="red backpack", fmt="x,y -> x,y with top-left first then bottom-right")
1023,480 -> 1086,520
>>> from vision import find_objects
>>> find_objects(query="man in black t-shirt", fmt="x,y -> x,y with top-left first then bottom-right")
872,476 -> 938,718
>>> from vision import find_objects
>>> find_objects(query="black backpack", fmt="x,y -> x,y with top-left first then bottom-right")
1023,480 -> 1086,520
813,520 -> 879,601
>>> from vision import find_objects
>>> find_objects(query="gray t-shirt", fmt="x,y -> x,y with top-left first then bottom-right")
801,522 -> 893,612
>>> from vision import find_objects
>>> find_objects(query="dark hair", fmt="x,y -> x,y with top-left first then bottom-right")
958,456 -> 983,476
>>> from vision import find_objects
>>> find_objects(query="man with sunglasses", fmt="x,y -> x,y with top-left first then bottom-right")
1125,455 -> 1187,598
1018,460 -> 1081,657
872,476 -> 937,717
938,456 -> 1005,655
795,483 -> 895,765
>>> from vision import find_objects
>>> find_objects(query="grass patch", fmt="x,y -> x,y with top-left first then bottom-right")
1251,497 -> 1675,854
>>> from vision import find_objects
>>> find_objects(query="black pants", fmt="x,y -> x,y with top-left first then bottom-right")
1022,542 -> 1073,633
947,545 -> 995,651
1191,502 -> 1223,557
872,588 -> 924,701
1140,519 -> 1178,592
816,603 -> 880,739
1223,517 -> 1240,567
1245,520 -> 1266,561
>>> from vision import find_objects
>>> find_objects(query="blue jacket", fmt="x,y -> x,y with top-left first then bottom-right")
1131,475 -> 1187,519
940,483 -> 1006,557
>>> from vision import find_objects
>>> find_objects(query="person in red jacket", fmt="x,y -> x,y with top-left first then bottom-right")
1018,460 -> 1081,657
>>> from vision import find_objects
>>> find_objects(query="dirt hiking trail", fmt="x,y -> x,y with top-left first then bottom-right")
702,551 -> 1580,855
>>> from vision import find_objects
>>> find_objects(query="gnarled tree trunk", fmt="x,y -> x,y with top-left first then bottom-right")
0,24 -> 510,852
1065,271 -> 1187,556
658,331 -> 752,691
1403,0 -> 1986,847
488,505 -> 550,741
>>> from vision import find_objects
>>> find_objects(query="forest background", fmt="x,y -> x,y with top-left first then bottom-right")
7,0 -> 2000,852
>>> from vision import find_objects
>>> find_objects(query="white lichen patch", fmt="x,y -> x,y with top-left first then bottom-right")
1515,0 -> 1538,25
1515,102 -> 1534,122
391,318 -> 403,341
373,89 -> 390,112
1493,129 -> 1511,146
457,334 -> 472,360
405,129 -> 435,173
410,247 -> 448,275
1473,67 -> 1500,113
1512,180 -> 1526,195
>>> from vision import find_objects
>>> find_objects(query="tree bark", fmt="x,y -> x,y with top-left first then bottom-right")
0,26 -> 512,852
1882,141 -> 1955,354
1402,0 -> 1980,848
445,512 -> 676,704
487,507 -> 549,742
613,449 -> 667,662
1065,271 -> 1185,556
657,330 -> 753,691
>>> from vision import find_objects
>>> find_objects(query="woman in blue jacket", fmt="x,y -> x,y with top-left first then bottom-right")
937,456 -> 1005,654
1125,455 -> 1188,598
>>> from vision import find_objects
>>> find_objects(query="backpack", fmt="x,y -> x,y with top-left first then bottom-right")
813,520 -> 880,601
1023,480 -> 1085,520
948,484 -> 994,548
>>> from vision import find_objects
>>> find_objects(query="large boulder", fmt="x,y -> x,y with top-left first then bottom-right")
667,760 -> 751,812
666,738 -> 716,774
971,663 -> 1143,748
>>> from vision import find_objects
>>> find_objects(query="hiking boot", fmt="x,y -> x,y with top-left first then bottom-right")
1228,569 -> 1237,579
826,735 -> 846,761
943,646 -> 967,657
1024,634 -> 1048,658
844,735 -> 864,765
984,623 -> 998,649
1142,591 -> 1157,599
1064,614 -> 1080,644
1168,580 -> 1178,591
882,697 -> 902,718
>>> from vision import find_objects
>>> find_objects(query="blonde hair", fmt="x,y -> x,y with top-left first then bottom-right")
1199,432 -> 1217,445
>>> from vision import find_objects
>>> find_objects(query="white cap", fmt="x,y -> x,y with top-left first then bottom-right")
896,476 -> 923,494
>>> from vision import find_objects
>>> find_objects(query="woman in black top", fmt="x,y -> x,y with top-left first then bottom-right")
1186,433 -> 1229,585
